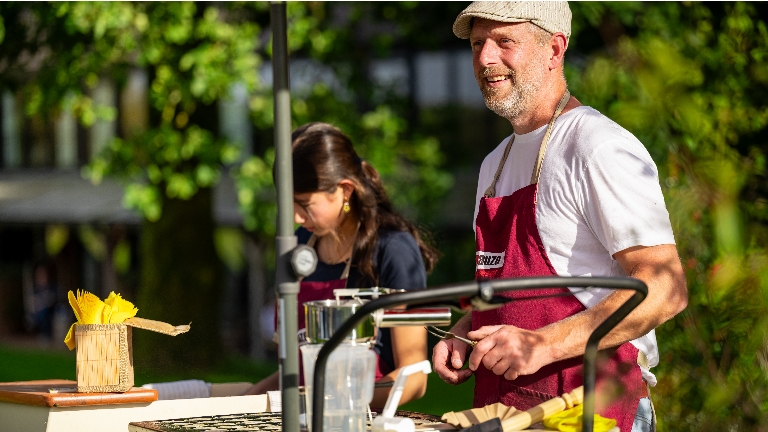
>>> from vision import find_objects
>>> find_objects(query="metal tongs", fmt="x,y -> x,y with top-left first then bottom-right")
426,326 -> 477,347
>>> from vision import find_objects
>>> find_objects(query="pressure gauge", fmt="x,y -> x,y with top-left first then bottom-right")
291,244 -> 318,278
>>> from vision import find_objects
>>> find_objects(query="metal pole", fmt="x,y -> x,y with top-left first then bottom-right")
582,287 -> 646,432
271,3 -> 300,432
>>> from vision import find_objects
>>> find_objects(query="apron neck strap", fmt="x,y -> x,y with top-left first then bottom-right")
483,134 -> 515,198
306,222 -> 359,282
530,90 -> 570,185
483,90 -> 571,198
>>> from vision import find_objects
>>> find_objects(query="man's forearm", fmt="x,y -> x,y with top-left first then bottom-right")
538,290 -> 647,363
451,312 -> 473,336
539,245 -> 687,363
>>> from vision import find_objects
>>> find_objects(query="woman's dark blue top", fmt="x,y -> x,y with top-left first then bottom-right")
297,226 -> 427,374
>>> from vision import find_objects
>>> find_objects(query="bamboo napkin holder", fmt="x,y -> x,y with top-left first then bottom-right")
74,317 -> 190,393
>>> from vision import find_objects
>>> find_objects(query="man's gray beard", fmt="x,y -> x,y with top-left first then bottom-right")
481,79 -> 540,121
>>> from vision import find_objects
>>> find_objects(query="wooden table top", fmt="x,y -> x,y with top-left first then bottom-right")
0,379 -> 158,407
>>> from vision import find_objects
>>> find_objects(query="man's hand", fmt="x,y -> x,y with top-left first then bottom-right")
433,338 -> 474,385
467,325 -> 550,380
432,314 -> 474,385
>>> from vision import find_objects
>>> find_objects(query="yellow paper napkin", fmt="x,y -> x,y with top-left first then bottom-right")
63,290 -> 138,350
542,405 -> 617,432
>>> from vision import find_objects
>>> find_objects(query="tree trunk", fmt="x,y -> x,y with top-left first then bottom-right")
134,187 -> 222,370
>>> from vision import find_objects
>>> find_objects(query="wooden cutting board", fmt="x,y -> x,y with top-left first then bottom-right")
0,379 -> 158,407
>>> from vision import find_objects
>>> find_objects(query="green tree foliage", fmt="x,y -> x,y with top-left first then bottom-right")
0,2 -> 270,368
569,2 -> 768,429
235,2 -> 453,238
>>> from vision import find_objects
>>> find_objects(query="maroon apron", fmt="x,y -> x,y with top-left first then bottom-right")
294,234 -> 392,381
472,91 -> 643,432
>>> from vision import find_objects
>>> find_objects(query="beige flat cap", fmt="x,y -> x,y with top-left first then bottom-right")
453,1 -> 572,41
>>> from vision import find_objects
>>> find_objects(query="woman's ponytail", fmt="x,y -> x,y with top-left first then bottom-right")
355,160 -> 439,280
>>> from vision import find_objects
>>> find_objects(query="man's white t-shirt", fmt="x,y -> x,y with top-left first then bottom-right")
473,106 -> 675,386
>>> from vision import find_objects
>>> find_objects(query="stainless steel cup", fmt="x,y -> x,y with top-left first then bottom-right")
304,299 -> 376,343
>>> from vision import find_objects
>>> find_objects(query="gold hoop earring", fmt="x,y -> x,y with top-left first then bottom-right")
343,198 -> 351,214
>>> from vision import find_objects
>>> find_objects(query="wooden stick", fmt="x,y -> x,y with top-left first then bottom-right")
500,386 -> 583,432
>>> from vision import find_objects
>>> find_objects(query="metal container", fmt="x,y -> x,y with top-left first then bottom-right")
304,288 -> 453,343
304,299 -> 375,343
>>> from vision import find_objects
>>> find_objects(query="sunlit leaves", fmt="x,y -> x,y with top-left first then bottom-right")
160,3 -> 194,45
356,106 -> 453,219
214,227 -> 246,272
26,3 -> 263,221
233,150 -> 276,235
85,124 -> 238,220
195,164 -> 218,187
0,3 -> 265,224
123,183 -> 162,222
112,239 -> 131,275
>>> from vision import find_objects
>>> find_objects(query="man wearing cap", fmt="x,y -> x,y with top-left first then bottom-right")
432,2 -> 687,431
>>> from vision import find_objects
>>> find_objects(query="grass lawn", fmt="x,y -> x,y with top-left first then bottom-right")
401,373 -> 474,415
0,343 -> 474,416
0,343 -> 277,386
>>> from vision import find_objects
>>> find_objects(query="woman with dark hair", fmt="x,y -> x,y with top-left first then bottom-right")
247,122 -> 439,407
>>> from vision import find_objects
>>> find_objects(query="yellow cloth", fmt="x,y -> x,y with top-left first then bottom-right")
542,405 -> 617,432
63,290 -> 138,350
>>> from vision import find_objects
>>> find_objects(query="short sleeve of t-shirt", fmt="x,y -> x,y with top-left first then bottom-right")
576,126 -> 675,256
